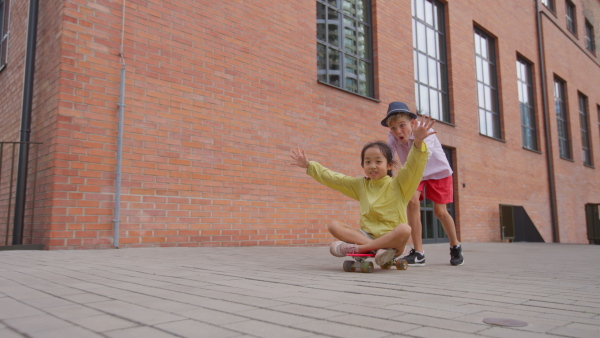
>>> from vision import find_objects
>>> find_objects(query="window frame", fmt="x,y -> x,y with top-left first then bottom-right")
412,0 -> 450,123
542,0 -> 555,13
474,27 -> 501,139
578,93 -> 593,167
316,0 -> 374,98
585,19 -> 596,55
566,0 -> 577,36
554,77 -> 572,160
0,0 -> 9,71
517,57 -> 538,151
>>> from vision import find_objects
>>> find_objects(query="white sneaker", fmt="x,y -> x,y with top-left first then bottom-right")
374,248 -> 396,266
329,241 -> 359,257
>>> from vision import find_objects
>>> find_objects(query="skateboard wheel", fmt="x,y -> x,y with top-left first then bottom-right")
380,261 -> 392,269
395,259 -> 408,270
343,260 -> 356,272
360,261 -> 374,273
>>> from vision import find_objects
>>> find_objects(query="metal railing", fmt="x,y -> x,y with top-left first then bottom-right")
0,141 -> 42,249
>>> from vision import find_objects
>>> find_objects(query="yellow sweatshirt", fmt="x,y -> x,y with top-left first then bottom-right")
306,143 -> 428,239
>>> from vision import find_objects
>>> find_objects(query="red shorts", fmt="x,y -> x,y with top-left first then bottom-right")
417,176 -> 454,204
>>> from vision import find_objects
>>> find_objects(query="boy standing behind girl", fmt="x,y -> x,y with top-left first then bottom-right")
382,102 -> 464,266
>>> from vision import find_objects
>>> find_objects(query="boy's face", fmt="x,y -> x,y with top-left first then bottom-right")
362,146 -> 392,181
388,115 -> 415,144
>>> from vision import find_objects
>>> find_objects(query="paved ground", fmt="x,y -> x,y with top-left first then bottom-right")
0,242 -> 599,337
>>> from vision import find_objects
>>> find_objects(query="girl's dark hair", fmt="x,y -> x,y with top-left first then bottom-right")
360,141 -> 395,177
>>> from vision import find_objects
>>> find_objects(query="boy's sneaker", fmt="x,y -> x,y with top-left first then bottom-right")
374,248 -> 396,267
402,249 -> 426,266
450,245 -> 464,266
329,241 -> 359,257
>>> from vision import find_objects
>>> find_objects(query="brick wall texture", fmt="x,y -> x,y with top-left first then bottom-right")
1,0 -> 599,249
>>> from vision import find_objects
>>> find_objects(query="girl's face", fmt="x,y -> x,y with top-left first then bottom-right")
388,115 -> 415,144
362,146 -> 392,181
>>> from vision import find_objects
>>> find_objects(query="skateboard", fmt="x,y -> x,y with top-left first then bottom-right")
343,253 -> 408,273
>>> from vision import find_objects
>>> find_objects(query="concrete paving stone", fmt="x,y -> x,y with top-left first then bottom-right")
288,318 -> 390,338
44,304 -> 105,320
0,243 -> 599,337
27,325 -> 103,338
3,314 -> 74,335
537,311 -> 600,323
68,314 -> 139,332
36,287 -> 87,297
60,292 -> 112,304
454,310 -> 568,331
404,326 -> 486,338
87,300 -> 185,325
385,303 -> 461,319
155,319 -> 242,338
235,308 -> 315,326
105,325 -> 179,338
0,286 -> 49,300
268,304 -> 345,319
22,296 -> 74,309
176,307 -> 248,325
113,292 -> 164,304
511,304 -> 598,318
548,325 -> 600,338
401,299 -> 480,314
564,322 -> 600,332
573,300 -> 600,308
329,313 -> 420,333
274,296 -> 339,308
134,299 -> 200,313
200,291 -> 288,308
446,296 -> 515,309
0,298 -> 44,319
0,328 -> 24,338
325,303 -> 407,319
523,300 -> 600,314
194,298 -> 259,313
392,313 -> 489,333
477,326 -> 562,338
227,319 -> 329,338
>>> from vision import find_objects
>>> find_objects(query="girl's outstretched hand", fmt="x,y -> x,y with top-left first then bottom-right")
413,114 -> 437,145
291,148 -> 309,169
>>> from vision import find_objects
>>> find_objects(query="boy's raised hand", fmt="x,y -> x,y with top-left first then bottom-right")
413,114 -> 437,147
290,148 -> 309,169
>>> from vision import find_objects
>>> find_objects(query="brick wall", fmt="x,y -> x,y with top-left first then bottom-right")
1,0 -> 598,249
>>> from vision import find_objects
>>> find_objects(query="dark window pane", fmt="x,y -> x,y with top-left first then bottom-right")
316,0 -> 373,97
317,43 -> 327,82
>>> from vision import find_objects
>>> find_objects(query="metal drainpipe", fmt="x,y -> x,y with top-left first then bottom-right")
113,1 -> 126,248
12,0 -> 39,245
535,0 -> 559,243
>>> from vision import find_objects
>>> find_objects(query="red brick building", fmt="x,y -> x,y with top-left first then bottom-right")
1,0 -> 599,249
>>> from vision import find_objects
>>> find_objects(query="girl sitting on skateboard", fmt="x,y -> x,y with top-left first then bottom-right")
290,115 -> 435,267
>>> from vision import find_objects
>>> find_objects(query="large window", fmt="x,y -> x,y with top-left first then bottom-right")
317,0 -> 373,97
554,78 -> 571,160
474,28 -> 500,138
542,0 -> 555,12
566,0 -> 577,35
578,93 -> 592,166
585,20 -> 596,55
517,58 -> 537,151
412,0 -> 449,122
0,0 -> 9,70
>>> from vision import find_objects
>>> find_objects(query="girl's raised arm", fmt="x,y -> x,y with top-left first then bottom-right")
290,148 -> 310,169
